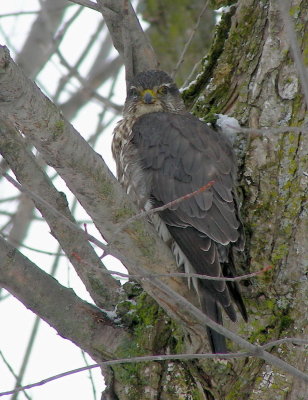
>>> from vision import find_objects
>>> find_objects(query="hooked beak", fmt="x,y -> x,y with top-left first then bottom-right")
142,89 -> 156,104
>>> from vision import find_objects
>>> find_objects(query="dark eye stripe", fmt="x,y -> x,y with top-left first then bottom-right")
159,85 -> 169,94
128,87 -> 139,97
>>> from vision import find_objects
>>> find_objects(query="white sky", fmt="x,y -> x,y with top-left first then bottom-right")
0,1 -> 129,399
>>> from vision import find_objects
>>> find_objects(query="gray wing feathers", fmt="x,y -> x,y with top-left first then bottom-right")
132,110 -> 242,266
132,111 -> 246,352
132,112 -> 240,246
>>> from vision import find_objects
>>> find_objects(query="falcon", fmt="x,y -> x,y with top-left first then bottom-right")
112,70 -> 247,353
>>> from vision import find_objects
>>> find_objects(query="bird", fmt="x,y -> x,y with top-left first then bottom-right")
112,69 -> 247,353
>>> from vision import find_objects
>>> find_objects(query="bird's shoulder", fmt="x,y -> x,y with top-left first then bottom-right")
132,111 -> 235,178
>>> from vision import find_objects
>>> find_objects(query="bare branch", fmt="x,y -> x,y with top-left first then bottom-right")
56,48 -> 122,113
67,0 -> 99,11
0,45 -> 195,318
0,352 -> 249,397
74,263 -> 272,283
60,55 -> 122,120
237,126 -> 308,136
16,0 -> 68,78
80,351 -> 97,400
2,335 -> 308,397
261,338 -> 308,349
113,181 -> 215,238
3,240 -> 65,257
0,236 -> 129,367
0,195 -> 20,203
172,0 -> 210,78
0,121 -> 120,309
0,351 -> 32,400
96,0 -> 158,81
0,11 -> 39,18
11,316 -> 41,400
54,19 -> 105,101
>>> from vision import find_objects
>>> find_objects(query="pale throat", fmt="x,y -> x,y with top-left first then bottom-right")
124,102 -> 164,119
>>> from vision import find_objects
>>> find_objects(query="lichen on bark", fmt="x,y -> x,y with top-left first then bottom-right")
110,0 -> 308,398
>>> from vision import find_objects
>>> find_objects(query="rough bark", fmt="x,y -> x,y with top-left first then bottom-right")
183,0 -> 308,398
0,0 -> 307,399
105,0 -> 308,398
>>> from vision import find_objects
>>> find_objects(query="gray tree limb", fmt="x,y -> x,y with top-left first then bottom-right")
96,0 -> 158,82
0,236 -> 129,364
0,45 -> 203,345
0,120 -> 120,310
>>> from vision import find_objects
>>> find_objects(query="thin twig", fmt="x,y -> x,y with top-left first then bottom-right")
1,335 -> 307,398
2,168 -> 307,386
0,195 -> 20,203
8,240 -> 65,257
81,351 -> 97,400
172,0 -> 210,78
56,49 -> 121,113
54,19 -> 105,102
261,338 -> 308,349
114,181 -> 215,237
0,11 -> 39,18
235,125 -> 308,136
183,59 -> 202,89
67,0 -> 99,11
72,254 -> 272,282
0,170 -> 108,254
0,351 -> 250,397
0,217 -> 13,235
0,351 -> 32,400
10,248 -> 62,400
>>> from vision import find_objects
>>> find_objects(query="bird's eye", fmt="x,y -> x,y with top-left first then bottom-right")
158,85 -> 169,95
128,87 -> 139,98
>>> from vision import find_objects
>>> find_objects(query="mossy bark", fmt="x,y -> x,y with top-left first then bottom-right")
107,1 -> 307,399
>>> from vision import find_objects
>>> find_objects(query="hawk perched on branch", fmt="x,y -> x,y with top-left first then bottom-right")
112,70 -> 247,353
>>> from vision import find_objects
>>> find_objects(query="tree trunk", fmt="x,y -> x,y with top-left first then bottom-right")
106,1 -> 308,398
0,1 -> 306,399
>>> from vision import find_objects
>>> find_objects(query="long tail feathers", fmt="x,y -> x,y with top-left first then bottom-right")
201,292 -> 227,353
162,224 -> 248,353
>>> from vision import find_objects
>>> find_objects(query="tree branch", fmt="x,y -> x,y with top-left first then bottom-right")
0,352 -> 249,397
67,0 -> 99,12
3,337 -> 307,398
0,120 -> 120,310
96,0 -> 158,82
16,0 -> 68,78
0,45 -> 201,343
0,236 -> 129,364
112,181 -> 215,238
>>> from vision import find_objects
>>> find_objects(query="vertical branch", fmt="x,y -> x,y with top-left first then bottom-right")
96,0 -> 158,82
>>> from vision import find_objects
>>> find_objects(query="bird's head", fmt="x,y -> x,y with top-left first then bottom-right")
123,70 -> 185,118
